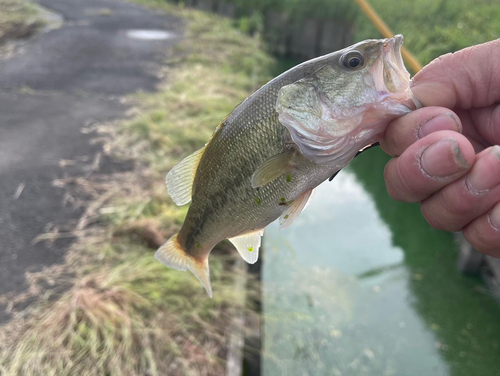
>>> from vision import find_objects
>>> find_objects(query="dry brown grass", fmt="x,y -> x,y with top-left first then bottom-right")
0,250 -> 258,376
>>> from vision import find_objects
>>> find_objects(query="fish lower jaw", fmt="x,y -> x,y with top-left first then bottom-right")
366,57 -> 412,103
374,87 -> 416,116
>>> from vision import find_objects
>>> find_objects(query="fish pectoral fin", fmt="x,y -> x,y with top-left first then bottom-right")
155,234 -> 213,298
279,188 -> 314,231
228,229 -> 264,264
166,146 -> 206,206
251,151 -> 293,188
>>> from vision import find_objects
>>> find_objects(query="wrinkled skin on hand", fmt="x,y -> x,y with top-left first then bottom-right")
380,38 -> 500,256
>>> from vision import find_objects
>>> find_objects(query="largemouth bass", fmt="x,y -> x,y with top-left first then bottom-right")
157,35 -> 417,297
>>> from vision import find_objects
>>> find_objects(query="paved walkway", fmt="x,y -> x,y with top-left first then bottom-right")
0,0 -> 181,320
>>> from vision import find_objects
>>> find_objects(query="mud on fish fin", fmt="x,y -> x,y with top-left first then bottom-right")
279,188 -> 314,231
155,234 -> 213,298
251,151 -> 293,188
166,146 -> 206,206
228,229 -> 264,264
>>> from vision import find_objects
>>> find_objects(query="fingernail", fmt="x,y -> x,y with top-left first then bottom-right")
418,114 -> 461,139
488,202 -> 500,231
467,146 -> 500,191
420,138 -> 470,177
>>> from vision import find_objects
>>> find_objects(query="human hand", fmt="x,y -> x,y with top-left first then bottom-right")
380,39 -> 500,256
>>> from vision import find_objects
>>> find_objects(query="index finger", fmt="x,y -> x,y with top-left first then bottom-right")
411,39 -> 500,110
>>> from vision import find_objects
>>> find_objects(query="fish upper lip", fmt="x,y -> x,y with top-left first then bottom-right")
382,34 -> 405,70
384,35 -> 404,52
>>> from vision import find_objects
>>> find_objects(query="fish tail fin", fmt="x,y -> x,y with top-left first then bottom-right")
155,234 -> 213,298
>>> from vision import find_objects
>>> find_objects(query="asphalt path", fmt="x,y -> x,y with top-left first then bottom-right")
0,0 -> 182,321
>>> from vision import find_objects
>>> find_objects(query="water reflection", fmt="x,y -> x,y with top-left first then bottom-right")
262,147 -> 500,376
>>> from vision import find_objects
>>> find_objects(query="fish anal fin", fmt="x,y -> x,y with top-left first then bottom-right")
228,229 -> 264,264
251,152 -> 293,188
166,147 -> 205,206
279,188 -> 314,231
155,234 -> 213,298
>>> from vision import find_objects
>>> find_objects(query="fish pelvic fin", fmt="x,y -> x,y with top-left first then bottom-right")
228,228 -> 264,264
251,151 -> 293,188
155,234 -> 213,298
166,146 -> 206,206
279,188 -> 314,231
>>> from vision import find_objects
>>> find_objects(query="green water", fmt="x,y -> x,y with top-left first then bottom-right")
261,147 -> 500,376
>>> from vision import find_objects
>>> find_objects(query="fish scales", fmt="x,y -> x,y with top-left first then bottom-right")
180,64 -> 333,254
180,60 -> 335,255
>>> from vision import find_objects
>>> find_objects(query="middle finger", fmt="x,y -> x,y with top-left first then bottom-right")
420,146 -> 500,231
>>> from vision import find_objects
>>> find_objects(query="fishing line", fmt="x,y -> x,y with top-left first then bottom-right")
328,142 -> 381,181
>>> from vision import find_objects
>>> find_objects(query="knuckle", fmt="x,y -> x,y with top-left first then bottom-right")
420,180 -> 481,232
421,180 -> 479,232
489,105 -> 500,141
441,184 -> 477,217
464,233 -> 493,256
463,224 -> 500,256
383,161 -> 401,200
420,203 -> 460,231
380,139 -> 397,157
384,159 -> 421,202
381,124 -> 406,157
396,158 -> 426,202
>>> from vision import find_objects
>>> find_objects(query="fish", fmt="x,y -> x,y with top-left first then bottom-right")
156,34 -> 418,297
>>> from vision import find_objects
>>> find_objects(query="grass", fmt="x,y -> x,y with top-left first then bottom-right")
164,0 -> 499,69
0,0 -> 45,44
220,0 -> 357,23
353,0 -> 500,66
0,247 -> 256,376
0,4 -> 275,375
268,0 -> 500,66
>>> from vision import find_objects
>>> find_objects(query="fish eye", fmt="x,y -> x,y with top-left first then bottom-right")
341,51 -> 365,70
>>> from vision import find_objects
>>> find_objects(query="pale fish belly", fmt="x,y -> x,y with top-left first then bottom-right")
178,155 -> 334,256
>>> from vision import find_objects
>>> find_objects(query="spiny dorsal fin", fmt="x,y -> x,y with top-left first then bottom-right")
166,147 -> 205,206
279,188 -> 314,231
251,151 -> 293,188
155,234 -> 213,298
228,229 -> 264,264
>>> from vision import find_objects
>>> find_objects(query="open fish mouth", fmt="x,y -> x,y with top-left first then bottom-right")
367,34 -> 417,111
383,34 -> 406,90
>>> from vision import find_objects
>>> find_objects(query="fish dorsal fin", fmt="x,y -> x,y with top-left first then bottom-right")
166,147 -> 205,206
155,234 -> 212,298
228,229 -> 264,264
279,188 -> 314,231
251,151 -> 293,188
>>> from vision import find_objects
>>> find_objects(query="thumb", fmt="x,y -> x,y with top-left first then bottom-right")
411,39 -> 500,110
